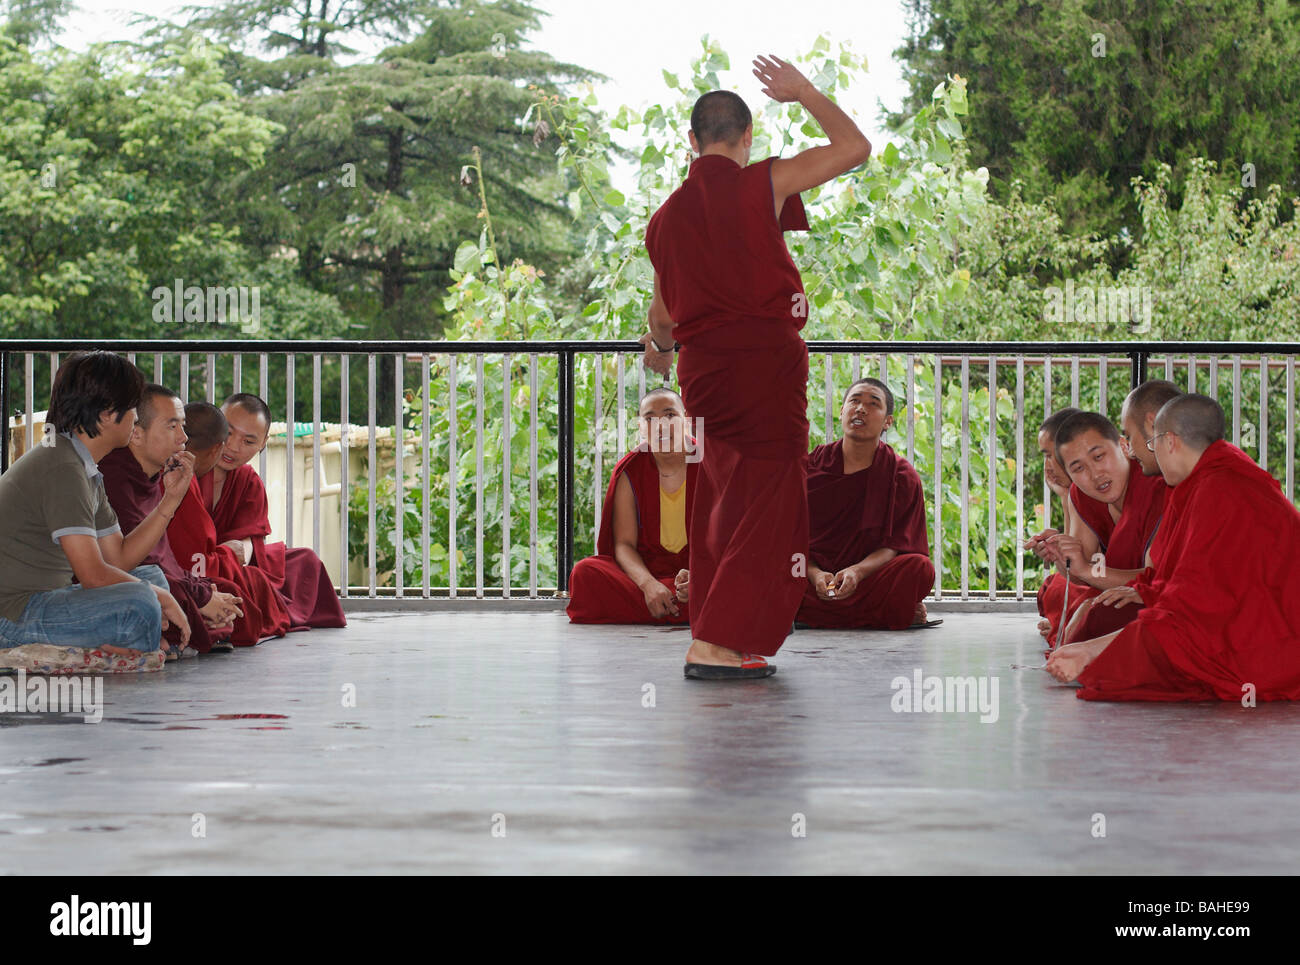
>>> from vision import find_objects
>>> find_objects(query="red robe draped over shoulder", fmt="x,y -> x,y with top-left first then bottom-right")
796,440 -> 934,629
1077,441 -> 1300,701
100,448 -> 218,653
201,465 -> 346,630
1037,459 -> 1168,645
645,154 -> 811,656
567,445 -> 698,625
167,477 -> 290,646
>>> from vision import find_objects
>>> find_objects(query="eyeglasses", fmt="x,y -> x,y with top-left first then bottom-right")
1145,431 -> 1176,452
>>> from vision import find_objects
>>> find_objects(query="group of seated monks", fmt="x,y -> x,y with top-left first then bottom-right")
0,350 -> 345,665
567,377 -> 941,632
1029,380 -> 1300,700
568,373 -> 1300,703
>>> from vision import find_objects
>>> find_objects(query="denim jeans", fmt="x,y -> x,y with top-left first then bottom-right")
0,565 -> 164,652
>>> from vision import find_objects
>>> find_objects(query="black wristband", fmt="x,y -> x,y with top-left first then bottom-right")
650,335 -> 676,353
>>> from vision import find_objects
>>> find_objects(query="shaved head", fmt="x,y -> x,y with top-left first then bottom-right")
1155,394 -> 1226,451
184,402 -> 228,451
640,386 -> 685,411
1124,379 -> 1181,422
690,90 -> 752,149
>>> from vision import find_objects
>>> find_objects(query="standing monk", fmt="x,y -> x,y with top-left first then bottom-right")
796,379 -> 937,630
203,393 -> 346,631
567,388 -> 698,625
643,54 -> 871,679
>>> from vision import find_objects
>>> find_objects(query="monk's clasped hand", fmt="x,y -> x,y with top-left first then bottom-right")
831,566 -> 860,600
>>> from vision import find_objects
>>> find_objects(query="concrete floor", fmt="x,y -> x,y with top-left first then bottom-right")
3,608 -> 1298,875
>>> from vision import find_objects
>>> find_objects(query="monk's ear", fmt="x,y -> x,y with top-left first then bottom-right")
687,130 -> 699,155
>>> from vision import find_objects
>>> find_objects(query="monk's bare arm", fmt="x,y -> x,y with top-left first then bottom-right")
611,474 -> 657,591
756,55 -> 871,205
647,274 -> 674,348
850,547 -> 898,581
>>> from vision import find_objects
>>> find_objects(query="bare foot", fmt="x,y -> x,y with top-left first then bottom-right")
912,601 -> 929,626
684,638 -> 749,667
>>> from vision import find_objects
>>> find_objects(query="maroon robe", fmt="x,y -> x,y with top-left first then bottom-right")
201,464 -> 346,630
168,477 -> 291,646
1036,459 -> 1168,645
645,153 -> 811,656
796,440 -> 934,629
100,448 -> 219,653
567,445 -> 698,625
1078,442 -> 1300,701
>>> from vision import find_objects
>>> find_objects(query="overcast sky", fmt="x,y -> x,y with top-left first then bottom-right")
53,0 -> 913,149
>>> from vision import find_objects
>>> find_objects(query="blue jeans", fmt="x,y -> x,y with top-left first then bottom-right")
0,565 -> 164,652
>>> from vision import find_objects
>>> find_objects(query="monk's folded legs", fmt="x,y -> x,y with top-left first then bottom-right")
566,556 -> 690,625
795,553 -> 934,629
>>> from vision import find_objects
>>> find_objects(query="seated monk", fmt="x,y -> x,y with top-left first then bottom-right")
567,388 -> 697,625
1025,411 -> 1169,647
167,403 -> 291,646
1047,394 -> 1300,700
1027,407 -> 1081,639
202,393 -> 345,630
795,378 -> 936,630
1062,380 -> 1181,643
100,384 -> 245,656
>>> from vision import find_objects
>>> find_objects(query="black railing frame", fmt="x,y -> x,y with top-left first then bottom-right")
5,338 -> 1297,592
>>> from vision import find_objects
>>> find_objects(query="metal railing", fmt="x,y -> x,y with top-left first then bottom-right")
3,339 -> 1296,601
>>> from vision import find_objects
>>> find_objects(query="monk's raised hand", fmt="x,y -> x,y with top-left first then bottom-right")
752,54 -> 811,103
161,449 -> 196,506
1097,585 -> 1142,609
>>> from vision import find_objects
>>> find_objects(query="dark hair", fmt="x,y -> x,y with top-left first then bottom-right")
842,377 -> 894,416
222,392 -> 272,428
1155,393 -> 1225,449
1038,406 -> 1082,437
184,402 -> 229,451
136,384 -> 181,430
1055,411 -> 1121,463
47,351 -> 146,438
690,90 -> 751,149
1124,379 -> 1181,421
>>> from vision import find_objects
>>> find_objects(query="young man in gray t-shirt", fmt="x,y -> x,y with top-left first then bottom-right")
0,351 -> 189,655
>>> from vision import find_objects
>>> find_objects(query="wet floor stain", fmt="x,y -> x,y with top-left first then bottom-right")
206,714 -> 289,720
72,825 -> 123,832
701,703 -> 732,708
31,758 -> 87,767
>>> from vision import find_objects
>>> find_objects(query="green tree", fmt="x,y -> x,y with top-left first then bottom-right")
892,0 -> 1300,240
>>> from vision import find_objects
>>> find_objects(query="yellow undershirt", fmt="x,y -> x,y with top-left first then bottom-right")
659,481 -> 687,553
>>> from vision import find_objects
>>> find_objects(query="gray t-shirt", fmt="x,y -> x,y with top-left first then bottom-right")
0,432 -> 121,621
